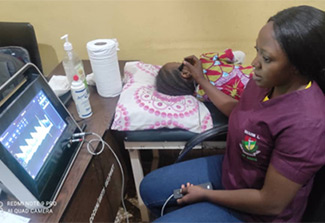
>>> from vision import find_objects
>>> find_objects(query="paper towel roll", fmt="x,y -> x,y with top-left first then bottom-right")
87,39 -> 122,97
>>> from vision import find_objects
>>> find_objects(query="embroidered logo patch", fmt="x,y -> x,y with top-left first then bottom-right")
242,135 -> 258,153
240,130 -> 260,161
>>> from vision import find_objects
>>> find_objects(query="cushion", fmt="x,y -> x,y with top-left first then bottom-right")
0,53 -> 25,100
196,49 -> 254,101
0,46 -> 31,64
111,61 -> 213,133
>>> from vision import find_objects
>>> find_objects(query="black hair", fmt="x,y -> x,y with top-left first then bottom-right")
268,5 -> 325,93
156,65 -> 196,96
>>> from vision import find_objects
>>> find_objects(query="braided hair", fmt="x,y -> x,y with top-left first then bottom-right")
156,63 -> 196,96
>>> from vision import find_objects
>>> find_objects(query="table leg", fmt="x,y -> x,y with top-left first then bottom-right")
128,149 -> 150,222
151,149 -> 159,171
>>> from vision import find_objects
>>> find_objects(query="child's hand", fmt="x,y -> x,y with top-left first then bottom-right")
176,182 -> 208,205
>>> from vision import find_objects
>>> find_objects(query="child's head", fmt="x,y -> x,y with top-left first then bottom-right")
156,62 -> 196,96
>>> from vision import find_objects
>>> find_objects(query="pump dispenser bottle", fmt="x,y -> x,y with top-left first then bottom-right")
60,34 -> 88,90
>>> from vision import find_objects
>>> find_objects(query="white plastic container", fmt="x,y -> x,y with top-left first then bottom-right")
71,75 -> 92,119
61,34 -> 88,90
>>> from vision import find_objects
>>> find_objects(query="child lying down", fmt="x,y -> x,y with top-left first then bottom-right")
156,49 -> 253,100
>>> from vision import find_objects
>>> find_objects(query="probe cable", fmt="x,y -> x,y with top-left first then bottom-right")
72,132 -> 129,223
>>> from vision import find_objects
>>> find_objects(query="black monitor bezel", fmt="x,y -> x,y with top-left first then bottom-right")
0,64 -> 82,204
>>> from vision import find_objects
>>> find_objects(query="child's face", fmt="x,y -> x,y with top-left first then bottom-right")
164,62 -> 192,79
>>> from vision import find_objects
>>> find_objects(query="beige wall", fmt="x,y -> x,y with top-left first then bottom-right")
1,0 -> 324,75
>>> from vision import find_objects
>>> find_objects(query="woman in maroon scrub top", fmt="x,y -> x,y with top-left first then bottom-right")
140,5 -> 325,222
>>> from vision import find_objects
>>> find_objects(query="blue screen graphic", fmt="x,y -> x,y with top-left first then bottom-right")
0,90 -> 67,179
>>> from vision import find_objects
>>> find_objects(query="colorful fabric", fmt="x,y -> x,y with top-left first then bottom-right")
196,49 -> 254,101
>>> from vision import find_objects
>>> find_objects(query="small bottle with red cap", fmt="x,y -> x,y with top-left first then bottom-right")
71,75 -> 92,119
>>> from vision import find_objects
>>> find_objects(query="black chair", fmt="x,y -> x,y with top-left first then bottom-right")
175,122 -> 228,163
0,22 -> 43,72
302,165 -> 325,222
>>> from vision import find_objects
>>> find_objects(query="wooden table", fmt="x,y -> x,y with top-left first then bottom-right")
2,60 -> 127,222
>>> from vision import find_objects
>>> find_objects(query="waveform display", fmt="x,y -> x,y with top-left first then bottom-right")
0,90 -> 67,179
16,115 -> 53,167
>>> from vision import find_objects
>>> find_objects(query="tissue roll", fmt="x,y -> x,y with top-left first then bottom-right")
87,39 -> 122,97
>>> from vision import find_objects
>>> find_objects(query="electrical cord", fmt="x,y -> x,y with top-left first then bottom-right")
86,132 -> 105,155
161,82 -> 202,217
195,81 -> 202,132
102,139 -> 129,223
161,194 -> 174,217
71,132 -> 129,223
161,83 -> 204,217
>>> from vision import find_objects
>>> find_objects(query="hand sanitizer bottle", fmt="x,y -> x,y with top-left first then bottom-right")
61,34 -> 88,90
71,75 -> 92,119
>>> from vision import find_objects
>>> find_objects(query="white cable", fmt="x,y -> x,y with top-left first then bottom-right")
102,140 -> 129,223
161,194 -> 174,217
75,132 -> 129,223
85,132 -> 105,155
194,81 -> 202,132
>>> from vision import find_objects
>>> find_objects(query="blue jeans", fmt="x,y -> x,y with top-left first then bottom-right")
140,155 -> 243,222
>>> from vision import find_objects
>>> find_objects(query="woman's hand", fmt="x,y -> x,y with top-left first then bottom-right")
183,55 -> 206,84
183,55 -> 238,117
176,182 -> 208,205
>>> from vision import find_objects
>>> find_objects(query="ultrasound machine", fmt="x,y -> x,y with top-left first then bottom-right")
0,63 -> 83,209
